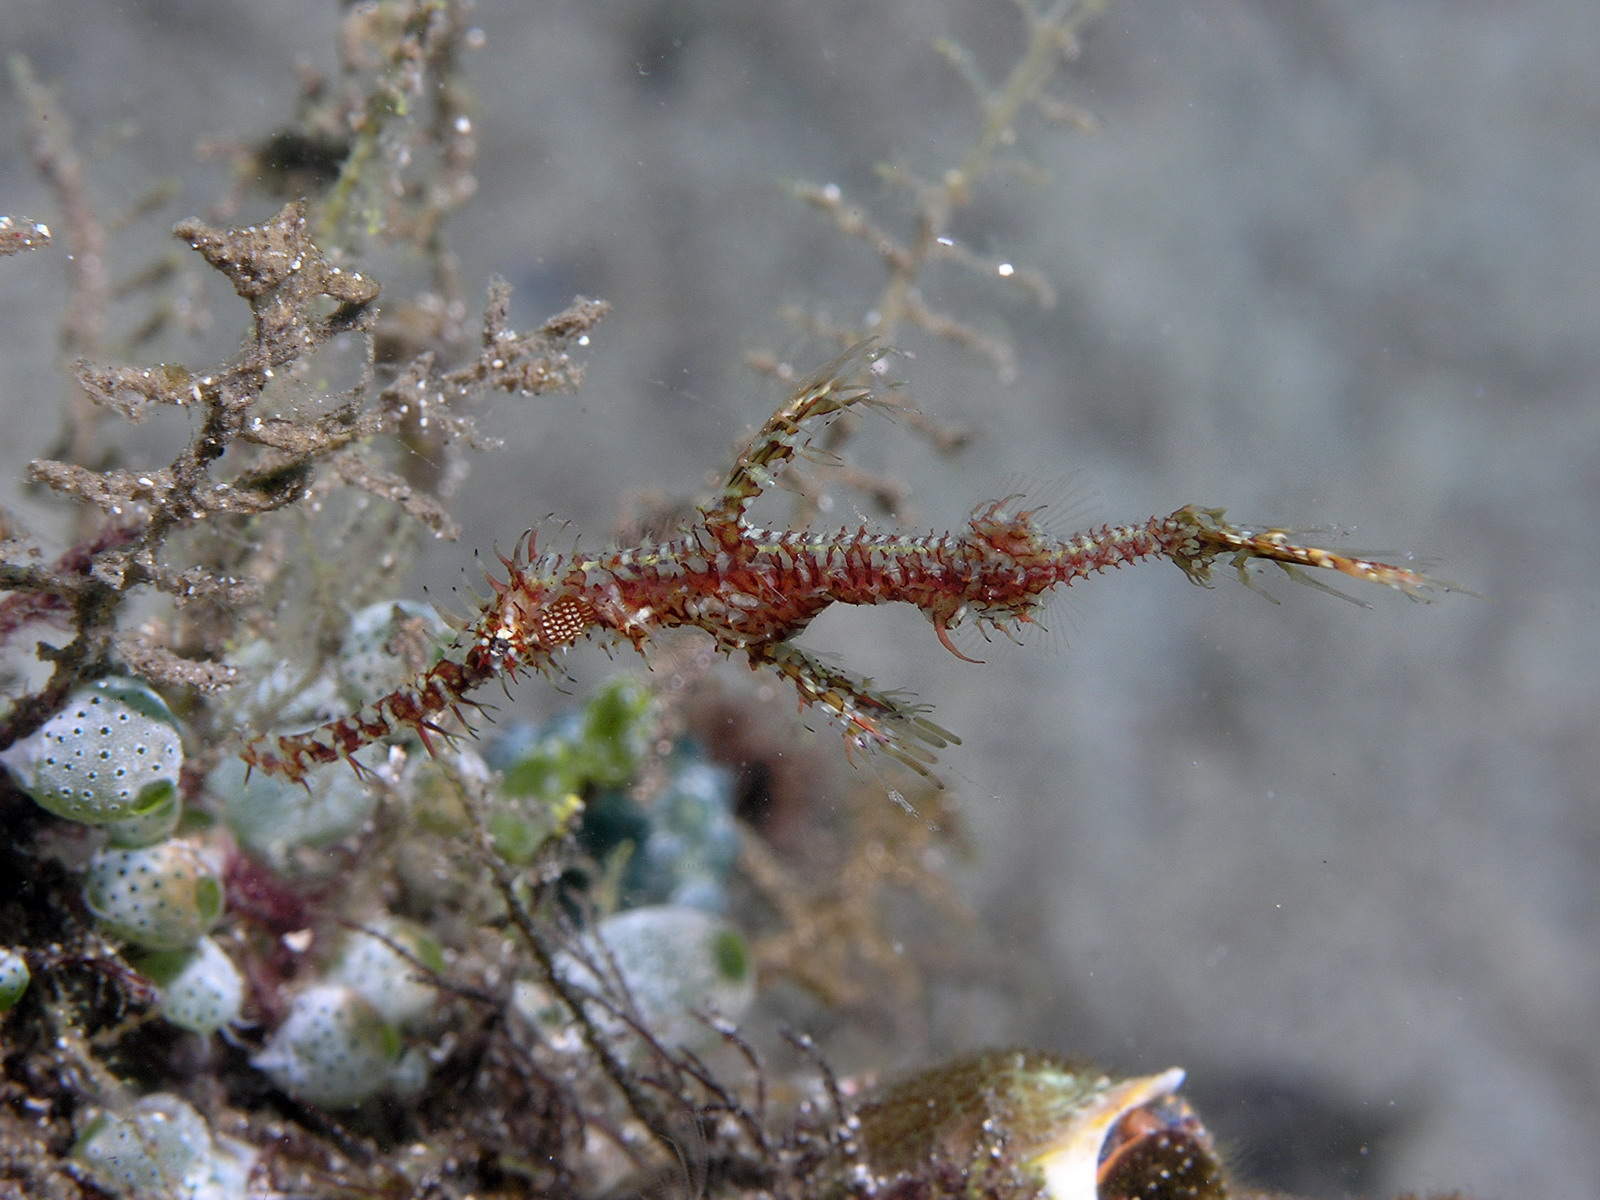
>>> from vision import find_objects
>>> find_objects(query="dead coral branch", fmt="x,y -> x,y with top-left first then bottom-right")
3,200 -> 604,750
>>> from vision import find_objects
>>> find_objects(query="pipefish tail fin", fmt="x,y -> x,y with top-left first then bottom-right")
1169,505 -> 1472,602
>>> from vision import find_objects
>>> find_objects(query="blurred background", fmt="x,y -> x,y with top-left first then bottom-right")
3,2 -> 1596,1197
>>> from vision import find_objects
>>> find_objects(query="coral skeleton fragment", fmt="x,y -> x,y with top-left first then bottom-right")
241,345 -> 1452,784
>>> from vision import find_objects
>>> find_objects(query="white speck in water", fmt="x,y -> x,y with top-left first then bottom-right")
997,262 -> 1015,277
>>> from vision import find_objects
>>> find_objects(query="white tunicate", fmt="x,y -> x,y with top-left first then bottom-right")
83,838 -> 225,950
74,1093 -> 215,1198
226,638 -> 345,731
336,600 -> 449,705
3,677 -> 183,826
212,744 -> 382,863
251,983 -> 401,1108
0,947 -> 30,1012
550,905 -> 755,1056
144,936 -> 245,1035
326,917 -> 442,1028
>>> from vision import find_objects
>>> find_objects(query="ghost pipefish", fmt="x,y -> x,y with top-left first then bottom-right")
241,344 -> 1456,785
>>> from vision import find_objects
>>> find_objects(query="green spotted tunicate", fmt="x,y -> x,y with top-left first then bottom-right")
251,983 -> 402,1108
4,677 -> 182,828
142,935 -> 244,1035
0,948 -> 30,1012
83,838 -> 225,951
327,917 -> 442,1028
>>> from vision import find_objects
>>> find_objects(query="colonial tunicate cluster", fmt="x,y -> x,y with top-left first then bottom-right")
596,758 -> 740,913
488,678 -> 742,911
3,677 -> 253,1052
488,675 -> 655,795
214,602 -> 452,862
482,676 -> 656,863
211,605 -> 471,1108
485,682 -> 754,1054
